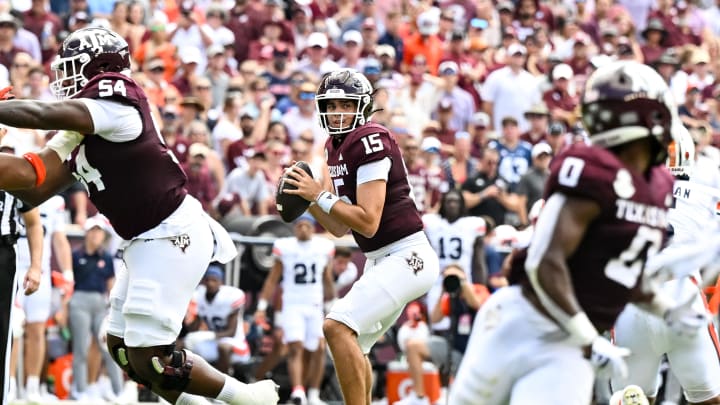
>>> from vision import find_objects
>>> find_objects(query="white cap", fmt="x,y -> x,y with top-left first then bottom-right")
531,142 -> 553,158
84,214 -> 111,233
375,44 -> 396,59
307,32 -> 328,48
507,43 -> 527,56
552,63 -> 573,80
471,112 -> 490,127
417,10 -> 439,36
179,46 -> 202,64
438,60 -> 459,75
421,136 -> 441,153
342,30 -> 363,45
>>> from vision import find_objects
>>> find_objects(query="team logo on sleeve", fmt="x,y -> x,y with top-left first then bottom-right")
613,169 -> 635,199
171,234 -> 191,253
406,252 -> 424,274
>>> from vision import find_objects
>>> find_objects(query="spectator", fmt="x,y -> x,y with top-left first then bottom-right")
520,103 -> 550,146
462,148 -> 519,227
543,62 -> 578,127
172,46 -> 202,96
0,13 -> 26,71
421,135 -> 450,212
249,19 -> 291,63
160,104 -> 189,162
515,142 -> 552,225
377,10 -> 403,66
395,264 -> 489,405
22,0 -> 61,64
281,81 -> 325,145
182,143 -> 218,214
203,4 -> 234,48
402,136 -> 432,213
186,120 -> 226,194
133,15 -> 178,83
687,48 -> 714,92
403,9 -> 443,75
262,140 -> 288,200
441,131 -> 479,191
392,54 -> 442,138
640,18 -> 668,65
434,61 -> 475,132
545,121 -> 569,156
337,30 -> 366,71
331,246 -> 358,294
296,32 -> 340,81
9,51 -> 34,96
481,43 -> 540,132
11,13 -> 41,64
167,1 -> 212,73
490,116 -> 532,189
468,112 -> 493,160
24,65 -> 52,101
68,216 -> 123,401
204,45 -> 230,110
261,43 -> 294,105
177,95 -> 205,135
216,148 -> 271,218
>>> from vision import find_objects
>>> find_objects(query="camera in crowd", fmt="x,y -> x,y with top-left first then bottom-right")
443,273 -> 462,295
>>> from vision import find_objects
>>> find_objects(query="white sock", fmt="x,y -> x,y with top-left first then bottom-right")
8,377 -> 16,398
308,388 -> 320,401
216,376 -> 243,403
26,375 -> 39,394
175,392 -> 212,405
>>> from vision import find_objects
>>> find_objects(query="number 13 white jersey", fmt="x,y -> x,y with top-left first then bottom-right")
422,214 -> 486,277
272,236 -> 335,307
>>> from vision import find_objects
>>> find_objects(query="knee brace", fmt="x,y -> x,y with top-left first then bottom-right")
149,344 -> 194,391
110,343 -> 153,389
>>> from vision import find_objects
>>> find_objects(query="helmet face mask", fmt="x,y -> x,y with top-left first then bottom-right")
316,69 -> 374,137
50,27 -> 131,99
581,60 -> 679,164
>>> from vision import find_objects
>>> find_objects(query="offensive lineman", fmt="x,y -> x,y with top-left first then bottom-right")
284,69 -> 439,405
0,27 -> 278,405
610,126 -> 720,404
449,61 -> 706,404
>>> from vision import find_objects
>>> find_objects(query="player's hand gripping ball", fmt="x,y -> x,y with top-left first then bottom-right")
276,161 -> 314,222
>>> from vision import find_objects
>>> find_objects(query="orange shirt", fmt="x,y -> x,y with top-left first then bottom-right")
403,33 -> 444,75
134,42 -> 178,83
440,283 -> 490,316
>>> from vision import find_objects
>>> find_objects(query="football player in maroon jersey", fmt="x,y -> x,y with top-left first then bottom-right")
448,61 -> 707,405
283,69 -> 439,405
0,28 -> 278,405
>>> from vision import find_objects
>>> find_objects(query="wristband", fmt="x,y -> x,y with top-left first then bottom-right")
23,152 -> 46,187
316,190 -> 340,214
62,269 -> 74,283
564,311 -> 599,347
257,299 -> 268,312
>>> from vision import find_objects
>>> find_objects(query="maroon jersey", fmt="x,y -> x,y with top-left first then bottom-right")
325,122 -> 423,252
511,144 -> 674,331
67,72 -> 187,240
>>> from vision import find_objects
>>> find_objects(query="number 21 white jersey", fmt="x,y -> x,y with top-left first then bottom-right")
272,236 -> 335,307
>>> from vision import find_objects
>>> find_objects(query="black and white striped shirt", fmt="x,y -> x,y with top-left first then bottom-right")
0,191 -> 22,238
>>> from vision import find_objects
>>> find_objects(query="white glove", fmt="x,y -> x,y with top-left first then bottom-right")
590,336 -> 631,379
664,295 -> 709,338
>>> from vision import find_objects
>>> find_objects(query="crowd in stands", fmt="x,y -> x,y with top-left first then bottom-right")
7,0 -> 720,403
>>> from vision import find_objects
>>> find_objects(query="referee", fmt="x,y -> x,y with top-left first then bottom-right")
0,189 -> 43,404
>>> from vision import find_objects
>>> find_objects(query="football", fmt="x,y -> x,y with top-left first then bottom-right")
276,161 -> 314,222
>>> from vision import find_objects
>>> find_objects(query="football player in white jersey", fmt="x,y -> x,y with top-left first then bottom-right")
12,195 -> 71,402
184,265 -> 251,377
256,214 -> 335,405
611,126 -> 720,404
422,189 -> 486,330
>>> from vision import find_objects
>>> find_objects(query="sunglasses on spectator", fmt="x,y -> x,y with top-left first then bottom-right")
195,86 -> 211,91
299,92 -> 315,100
162,112 -> 177,120
300,136 -> 314,143
150,66 -> 165,72
484,159 -> 499,165
12,63 -> 29,68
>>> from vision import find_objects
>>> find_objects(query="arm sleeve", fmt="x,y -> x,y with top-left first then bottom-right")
357,157 -> 391,185
77,98 -> 143,142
